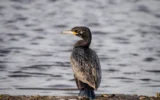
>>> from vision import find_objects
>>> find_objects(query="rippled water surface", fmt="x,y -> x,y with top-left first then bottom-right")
0,0 -> 160,96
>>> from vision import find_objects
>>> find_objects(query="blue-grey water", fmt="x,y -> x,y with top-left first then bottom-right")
0,0 -> 160,96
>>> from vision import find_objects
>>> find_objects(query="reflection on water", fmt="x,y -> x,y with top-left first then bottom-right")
0,0 -> 160,96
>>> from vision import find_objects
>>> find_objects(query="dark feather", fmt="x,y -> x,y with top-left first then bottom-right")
70,47 -> 101,89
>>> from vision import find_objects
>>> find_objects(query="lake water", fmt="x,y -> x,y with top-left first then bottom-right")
0,0 -> 160,96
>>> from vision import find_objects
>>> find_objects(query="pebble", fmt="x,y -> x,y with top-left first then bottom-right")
139,96 -> 146,100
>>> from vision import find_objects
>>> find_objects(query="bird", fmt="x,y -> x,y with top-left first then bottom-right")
62,26 -> 101,100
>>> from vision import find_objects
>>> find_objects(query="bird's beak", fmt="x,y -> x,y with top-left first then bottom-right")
62,31 -> 78,35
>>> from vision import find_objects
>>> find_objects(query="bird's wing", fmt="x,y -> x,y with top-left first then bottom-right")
70,48 -> 101,89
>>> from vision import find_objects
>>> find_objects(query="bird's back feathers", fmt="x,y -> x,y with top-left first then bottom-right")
70,47 -> 101,89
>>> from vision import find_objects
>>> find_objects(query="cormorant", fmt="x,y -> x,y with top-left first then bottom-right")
62,26 -> 101,99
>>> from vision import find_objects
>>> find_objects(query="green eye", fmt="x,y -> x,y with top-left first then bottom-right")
74,30 -> 77,33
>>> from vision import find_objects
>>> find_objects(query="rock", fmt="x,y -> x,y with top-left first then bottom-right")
156,93 -> 160,97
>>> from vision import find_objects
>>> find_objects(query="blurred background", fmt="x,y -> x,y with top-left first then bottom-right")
0,0 -> 160,96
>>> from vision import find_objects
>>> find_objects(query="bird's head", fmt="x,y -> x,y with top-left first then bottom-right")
62,26 -> 92,41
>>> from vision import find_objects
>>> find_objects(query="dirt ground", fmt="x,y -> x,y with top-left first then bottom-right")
0,94 -> 160,100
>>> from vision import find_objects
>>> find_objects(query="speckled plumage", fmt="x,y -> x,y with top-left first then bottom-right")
70,47 -> 101,89
63,26 -> 101,99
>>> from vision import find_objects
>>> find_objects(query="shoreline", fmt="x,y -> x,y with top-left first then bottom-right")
0,94 -> 160,100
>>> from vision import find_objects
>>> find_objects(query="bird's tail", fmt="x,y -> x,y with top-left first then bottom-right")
79,85 -> 95,100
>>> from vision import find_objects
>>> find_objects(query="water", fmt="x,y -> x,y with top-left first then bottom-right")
0,0 -> 160,96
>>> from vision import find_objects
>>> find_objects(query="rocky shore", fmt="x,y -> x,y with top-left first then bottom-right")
0,94 -> 160,100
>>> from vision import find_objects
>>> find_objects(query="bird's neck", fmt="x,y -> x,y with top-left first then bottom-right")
74,38 -> 91,48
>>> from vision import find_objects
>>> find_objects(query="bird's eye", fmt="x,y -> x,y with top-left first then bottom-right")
75,30 -> 78,33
